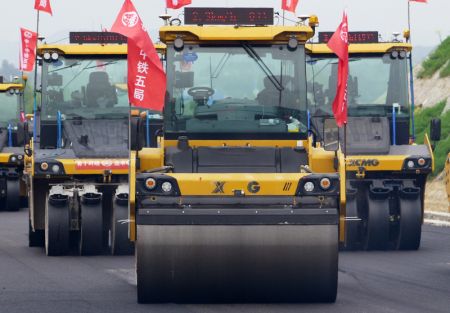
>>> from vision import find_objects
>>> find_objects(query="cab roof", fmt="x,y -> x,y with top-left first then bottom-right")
305,42 -> 412,54
37,43 -> 166,56
160,25 -> 315,43
0,83 -> 24,92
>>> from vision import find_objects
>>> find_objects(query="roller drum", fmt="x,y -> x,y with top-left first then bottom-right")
137,224 -> 338,303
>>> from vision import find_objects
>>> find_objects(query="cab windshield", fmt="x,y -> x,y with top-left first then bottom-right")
307,53 -> 409,117
165,44 -> 308,137
41,56 -> 128,120
0,91 -> 20,125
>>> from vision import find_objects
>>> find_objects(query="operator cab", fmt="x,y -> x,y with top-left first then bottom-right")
307,31 -> 411,153
166,42 -> 309,137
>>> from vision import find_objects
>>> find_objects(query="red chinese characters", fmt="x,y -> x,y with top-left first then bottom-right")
75,159 -> 129,170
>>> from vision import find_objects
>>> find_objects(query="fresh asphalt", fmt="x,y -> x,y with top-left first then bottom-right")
1,210 -> 449,313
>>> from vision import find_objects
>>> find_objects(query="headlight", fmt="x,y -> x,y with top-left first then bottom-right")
319,178 -> 331,190
10,156 -> 17,163
407,160 -> 415,168
145,178 -> 156,190
304,182 -> 315,192
51,164 -> 60,174
17,155 -> 23,160
51,52 -> 59,61
43,52 -> 51,60
161,181 -> 173,193
40,162 -> 49,171
417,158 -> 426,167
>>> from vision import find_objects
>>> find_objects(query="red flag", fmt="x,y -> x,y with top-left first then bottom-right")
282,0 -> 299,13
166,0 -> 192,9
111,0 -> 166,110
327,12 -> 349,127
409,0 -> 427,2
34,0 -> 53,15
19,28 -> 38,72
20,111 -> 26,123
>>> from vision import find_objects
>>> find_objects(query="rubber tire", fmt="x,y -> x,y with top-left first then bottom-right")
6,179 -> 20,211
344,196 -> 360,250
362,195 -> 390,250
395,197 -> 422,250
28,219 -> 45,247
45,194 -> 70,256
79,202 -> 103,256
110,200 -> 134,255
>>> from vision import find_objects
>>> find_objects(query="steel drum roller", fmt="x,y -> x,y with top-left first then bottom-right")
137,224 -> 338,303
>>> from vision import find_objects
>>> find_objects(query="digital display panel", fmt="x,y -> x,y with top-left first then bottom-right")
319,31 -> 379,44
185,7 -> 274,25
69,32 -> 127,44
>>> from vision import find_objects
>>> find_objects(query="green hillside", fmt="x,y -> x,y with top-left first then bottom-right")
417,36 -> 450,79
414,100 -> 450,175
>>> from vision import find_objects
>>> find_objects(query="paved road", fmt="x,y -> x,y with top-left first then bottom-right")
1,210 -> 449,313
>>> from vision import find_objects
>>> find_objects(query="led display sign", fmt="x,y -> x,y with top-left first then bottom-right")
319,31 -> 379,44
69,32 -> 127,44
184,7 -> 274,25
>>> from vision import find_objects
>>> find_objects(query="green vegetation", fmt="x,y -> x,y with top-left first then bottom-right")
414,100 -> 450,174
417,36 -> 450,79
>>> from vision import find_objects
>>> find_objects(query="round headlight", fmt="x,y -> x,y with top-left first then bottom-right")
51,52 -> 59,61
399,51 -> 407,59
174,37 -> 184,51
17,155 -> 23,160
144,178 -> 156,190
304,181 -> 315,192
10,156 -> 17,163
417,158 -> 426,167
51,164 -> 60,173
287,37 -> 299,50
161,181 -> 173,193
319,178 -> 331,190
391,51 -> 399,59
43,52 -> 51,60
407,160 -> 415,168
40,162 -> 49,171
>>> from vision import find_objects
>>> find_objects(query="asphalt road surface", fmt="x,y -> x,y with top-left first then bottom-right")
1,210 -> 450,313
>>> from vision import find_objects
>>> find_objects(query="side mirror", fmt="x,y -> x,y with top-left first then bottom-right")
48,73 -> 63,87
175,71 -> 194,89
430,118 -> 441,142
130,116 -> 146,151
323,118 -> 339,152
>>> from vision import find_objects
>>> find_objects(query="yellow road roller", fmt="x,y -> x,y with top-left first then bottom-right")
129,8 -> 346,303
0,79 -> 27,211
306,31 -> 440,250
26,32 -> 135,255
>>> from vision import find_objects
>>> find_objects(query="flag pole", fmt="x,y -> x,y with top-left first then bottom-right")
282,9 -> 285,26
32,10 -> 40,145
407,0 -> 416,142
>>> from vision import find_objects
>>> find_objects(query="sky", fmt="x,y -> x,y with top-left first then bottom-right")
1,0 -> 449,65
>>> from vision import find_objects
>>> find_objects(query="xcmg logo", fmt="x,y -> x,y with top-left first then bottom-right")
347,159 -> 380,167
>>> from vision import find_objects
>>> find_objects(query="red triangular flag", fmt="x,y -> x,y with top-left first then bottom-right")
166,0 -> 192,9
34,0 -> 53,15
282,0 -> 299,13
111,0 -> 166,110
327,12 -> 349,127
409,0 -> 427,3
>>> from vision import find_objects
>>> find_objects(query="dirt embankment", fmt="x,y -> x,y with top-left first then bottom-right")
425,173 -> 448,212
414,64 -> 450,112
